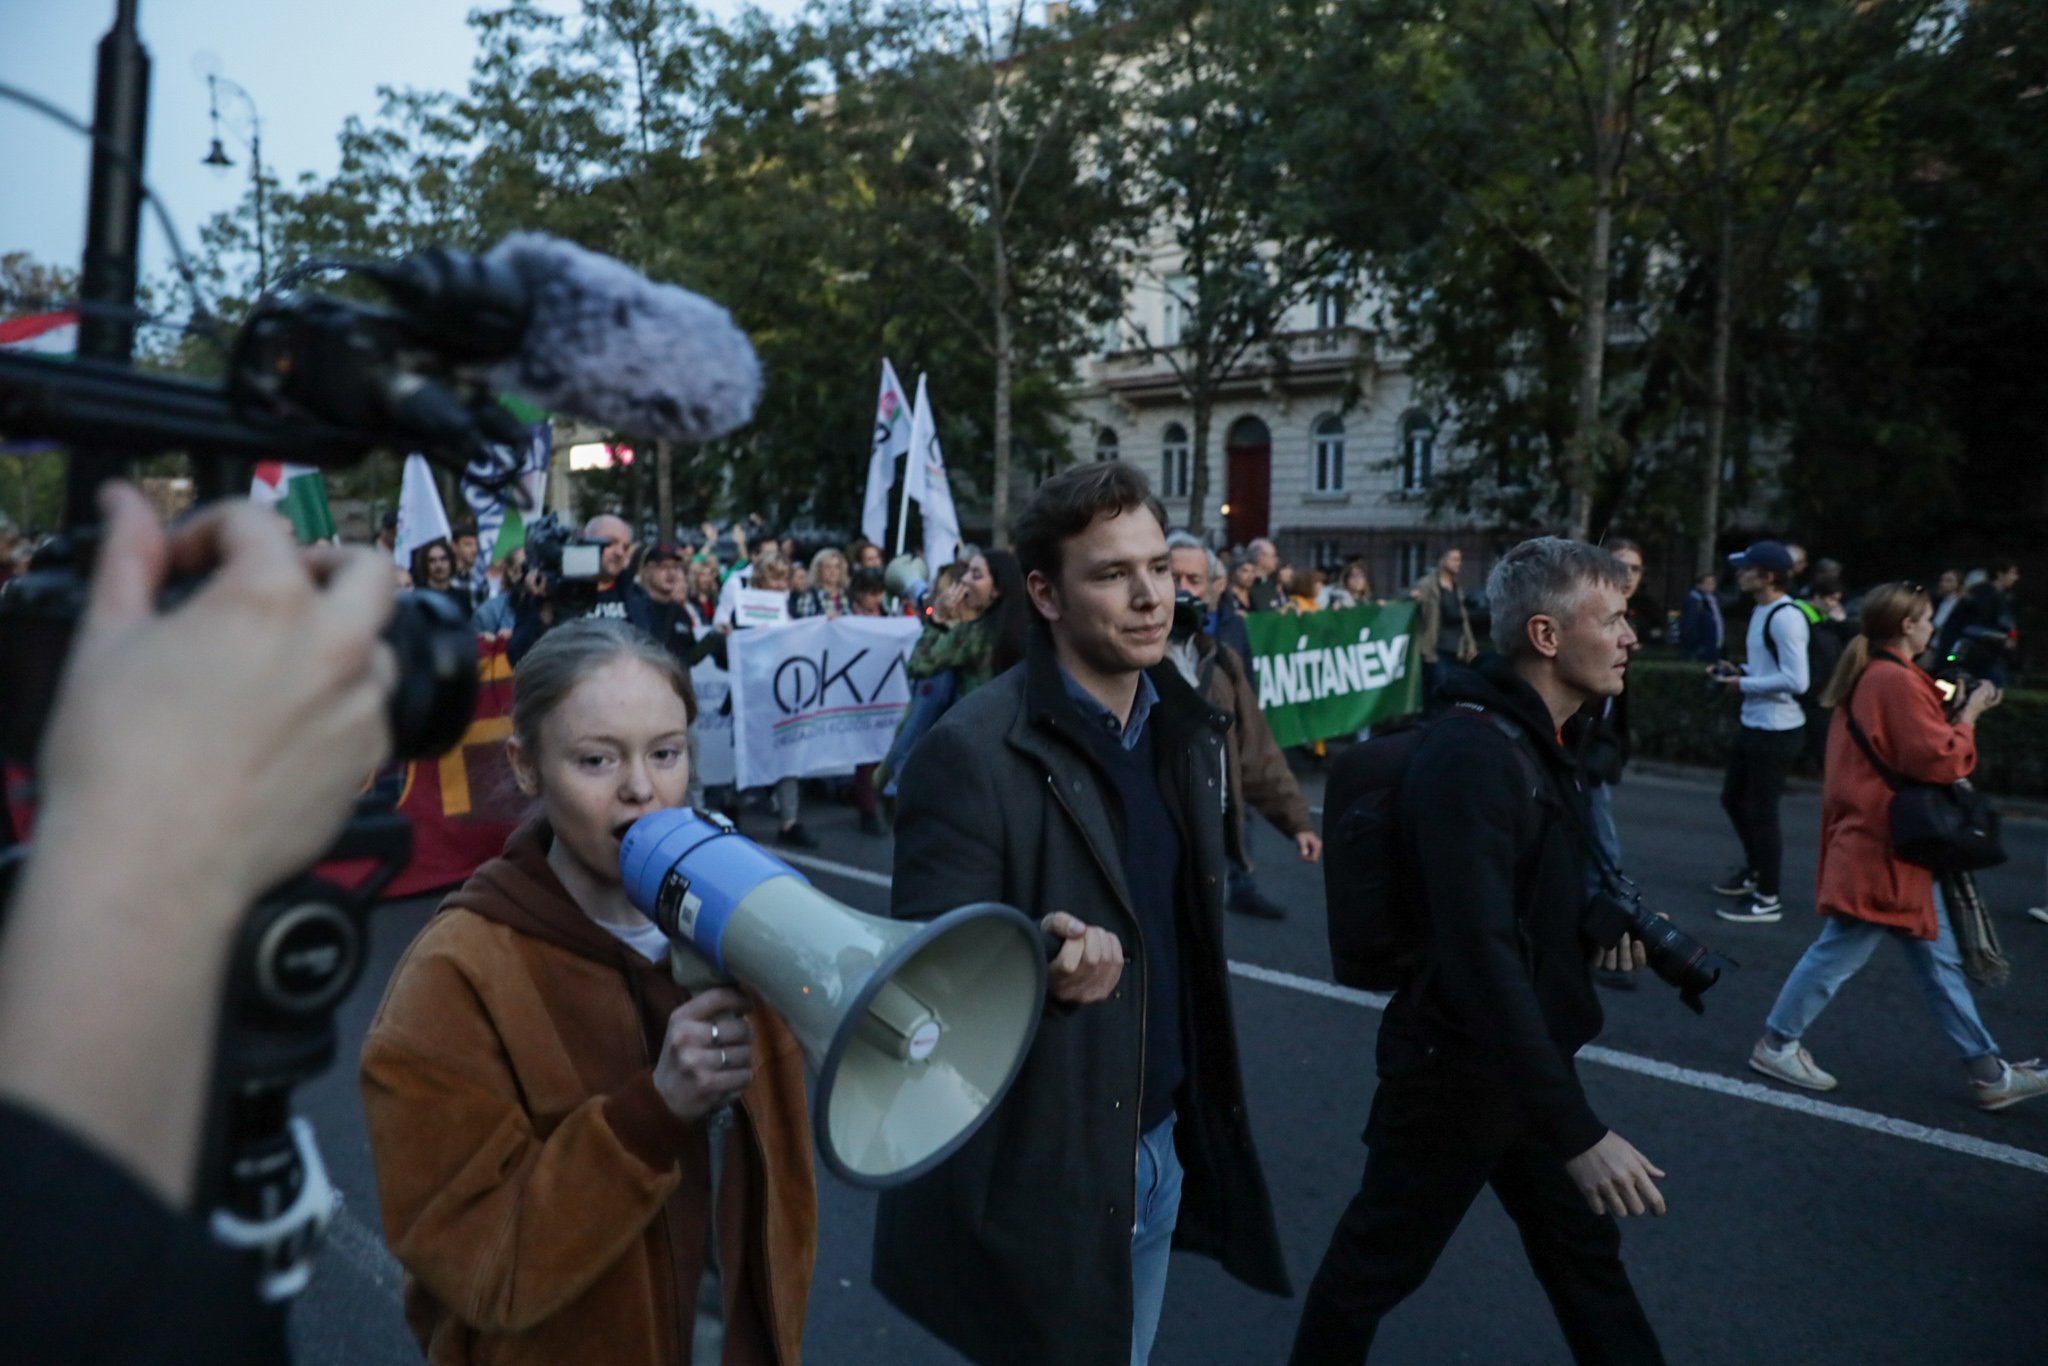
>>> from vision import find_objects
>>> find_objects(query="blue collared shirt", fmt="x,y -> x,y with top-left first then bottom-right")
1057,661 -> 1158,752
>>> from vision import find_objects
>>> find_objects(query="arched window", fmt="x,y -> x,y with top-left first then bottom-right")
1161,422 -> 1190,497
1312,414 -> 1345,493
1400,411 -> 1436,491
1095,426 -> 1119,462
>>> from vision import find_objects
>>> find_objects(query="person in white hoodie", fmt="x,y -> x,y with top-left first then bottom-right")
1708,540 -> 1810,924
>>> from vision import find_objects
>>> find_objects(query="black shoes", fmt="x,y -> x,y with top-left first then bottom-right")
1228,889 -> 1288,921
775,822 -> 820,850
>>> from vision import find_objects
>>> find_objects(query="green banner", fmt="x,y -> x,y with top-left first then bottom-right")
1244,601 -> 1424,747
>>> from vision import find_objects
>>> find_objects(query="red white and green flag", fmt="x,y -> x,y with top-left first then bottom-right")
250,462 -> 336,543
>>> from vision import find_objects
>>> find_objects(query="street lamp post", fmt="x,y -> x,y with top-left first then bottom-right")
203,72 -> 267,295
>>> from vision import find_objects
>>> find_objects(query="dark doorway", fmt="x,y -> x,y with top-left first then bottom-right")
1224,415 -> 1272,547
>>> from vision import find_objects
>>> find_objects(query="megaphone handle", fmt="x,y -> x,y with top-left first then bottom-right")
1042,929 -> 1067,963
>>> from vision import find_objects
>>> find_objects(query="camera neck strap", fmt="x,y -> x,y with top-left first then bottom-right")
1471,705 -> 1633,896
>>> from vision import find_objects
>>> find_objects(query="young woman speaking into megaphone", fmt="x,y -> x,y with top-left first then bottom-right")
359,618 -> 814,1366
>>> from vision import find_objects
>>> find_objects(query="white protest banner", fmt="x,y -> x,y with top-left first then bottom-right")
730,615 -> 924,788
690,655 -> 736,787
734,587 -> 792,628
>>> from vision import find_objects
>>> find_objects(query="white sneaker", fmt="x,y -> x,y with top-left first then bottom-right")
1750,1038 -> 1838,1091
1974,1059 -> 2048,1112
1717,894 -> 1783,925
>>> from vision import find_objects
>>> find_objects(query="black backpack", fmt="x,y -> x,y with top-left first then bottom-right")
1324,705 -> 1542,991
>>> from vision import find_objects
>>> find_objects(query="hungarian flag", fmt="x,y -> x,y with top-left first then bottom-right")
250,462 -> 336,543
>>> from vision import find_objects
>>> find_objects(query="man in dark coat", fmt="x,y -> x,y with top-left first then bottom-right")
1291,537 -> 1666,1365
876,463 -> 1290,1366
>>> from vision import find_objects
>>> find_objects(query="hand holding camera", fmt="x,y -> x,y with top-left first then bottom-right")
0,484 -> 396,1206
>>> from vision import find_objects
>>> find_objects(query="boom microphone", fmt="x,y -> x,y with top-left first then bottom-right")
481,233 -> 761,443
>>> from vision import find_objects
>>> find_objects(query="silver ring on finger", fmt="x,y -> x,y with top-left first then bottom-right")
710,1021 -> 721,1045
720,1047 -> 729,1068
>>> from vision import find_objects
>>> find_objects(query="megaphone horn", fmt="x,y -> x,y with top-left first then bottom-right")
619,808 -> 1046,1188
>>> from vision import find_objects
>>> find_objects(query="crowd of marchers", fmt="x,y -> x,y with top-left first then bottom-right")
3,462 -> 2041,1366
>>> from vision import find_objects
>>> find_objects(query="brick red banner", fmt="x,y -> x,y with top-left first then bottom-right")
7,638 -> 524,903
376,635 -> 524,899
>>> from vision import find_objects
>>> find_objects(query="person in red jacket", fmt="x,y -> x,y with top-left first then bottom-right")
1746,581 -> 2048,1110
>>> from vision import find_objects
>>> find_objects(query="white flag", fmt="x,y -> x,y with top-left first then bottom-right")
394,454 -> 454,569
463,422 -> 553,591
906,372 -> 961,569
862,358 -> 913,546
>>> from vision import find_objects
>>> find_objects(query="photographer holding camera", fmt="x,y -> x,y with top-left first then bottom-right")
0,485 -> 397,1363
1293,538 -> 1666,1366
507,513 -> 653,666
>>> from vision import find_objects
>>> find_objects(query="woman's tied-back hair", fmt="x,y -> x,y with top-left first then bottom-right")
1485,538 -> 1632,658
1820,581 -> 1933,709
511,618 -> 697,758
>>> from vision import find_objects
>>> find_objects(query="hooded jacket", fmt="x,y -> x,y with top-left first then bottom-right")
1377,654 -> 1609,1160
359,818 -> 816,1366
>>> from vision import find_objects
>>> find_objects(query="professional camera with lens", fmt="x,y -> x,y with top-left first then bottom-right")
1169,589 -> 1206,644
1933,624 -> 2014,703
1584,876 -> 1737,1015
520,512 -> 609,612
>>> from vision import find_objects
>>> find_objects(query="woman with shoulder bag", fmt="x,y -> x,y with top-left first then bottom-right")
1746,582 -> 2048,1110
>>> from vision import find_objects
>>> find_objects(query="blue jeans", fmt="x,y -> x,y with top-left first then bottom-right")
1130,1113 -> 1184,1366
1765,887 -> 1998,1060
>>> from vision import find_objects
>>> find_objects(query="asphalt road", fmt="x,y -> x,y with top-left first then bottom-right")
287,767 -> 2048,1365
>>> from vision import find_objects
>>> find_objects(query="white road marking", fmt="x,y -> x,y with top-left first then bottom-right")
783,851 -> 2048,1175
1227,959 -> 2048,1178
777,849 -> 894,888
324,1199 -> 406,1297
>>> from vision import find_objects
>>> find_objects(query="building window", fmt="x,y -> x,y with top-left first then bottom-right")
1315,284 -> 1346,331
1311,538 -> 1342,569
1312,414 -> 1345,493
1395,540 -> 1430,586
1160,422 -> 1190,497
1400,411 -> 1436,491
1101,316 -> 1121,355
1160,275 -> 1192,346
1095,427 -> 1119,462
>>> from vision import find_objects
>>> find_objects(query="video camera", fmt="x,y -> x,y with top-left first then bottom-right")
521,512 -> 610,611
0,7 -> 546,1306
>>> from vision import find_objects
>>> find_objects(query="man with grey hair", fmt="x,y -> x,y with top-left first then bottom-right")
1292,536 -> 1665,1365
1247,536 -> 1285,612
1166,531 -> 1320,920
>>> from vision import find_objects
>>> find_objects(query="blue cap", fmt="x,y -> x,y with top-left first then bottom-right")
1727,540 -> 1794,578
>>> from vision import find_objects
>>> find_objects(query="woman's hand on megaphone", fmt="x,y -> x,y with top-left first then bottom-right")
1042,912 -> 1125,1005
653,986 -> 755,1122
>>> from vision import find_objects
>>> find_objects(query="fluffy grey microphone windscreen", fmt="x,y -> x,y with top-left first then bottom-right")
484,233 -> 761,442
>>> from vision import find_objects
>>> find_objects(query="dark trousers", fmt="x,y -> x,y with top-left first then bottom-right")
1719,724 -> 1805,897
1290,1082 -> 1663,1366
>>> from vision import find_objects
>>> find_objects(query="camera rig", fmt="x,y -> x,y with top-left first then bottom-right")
0,0 -> 534,1309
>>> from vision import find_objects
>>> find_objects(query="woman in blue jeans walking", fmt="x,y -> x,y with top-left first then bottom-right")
1748,582 -> 2048,1109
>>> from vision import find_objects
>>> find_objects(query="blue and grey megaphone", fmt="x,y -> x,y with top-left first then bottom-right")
620,807 -> 1046,1188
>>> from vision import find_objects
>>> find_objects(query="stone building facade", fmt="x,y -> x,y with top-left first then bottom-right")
1064,273 -> 1499,598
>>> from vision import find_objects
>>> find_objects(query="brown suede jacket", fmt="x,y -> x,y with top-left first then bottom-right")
1195,632 -> 1315,869
360,818 -> 816,1365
